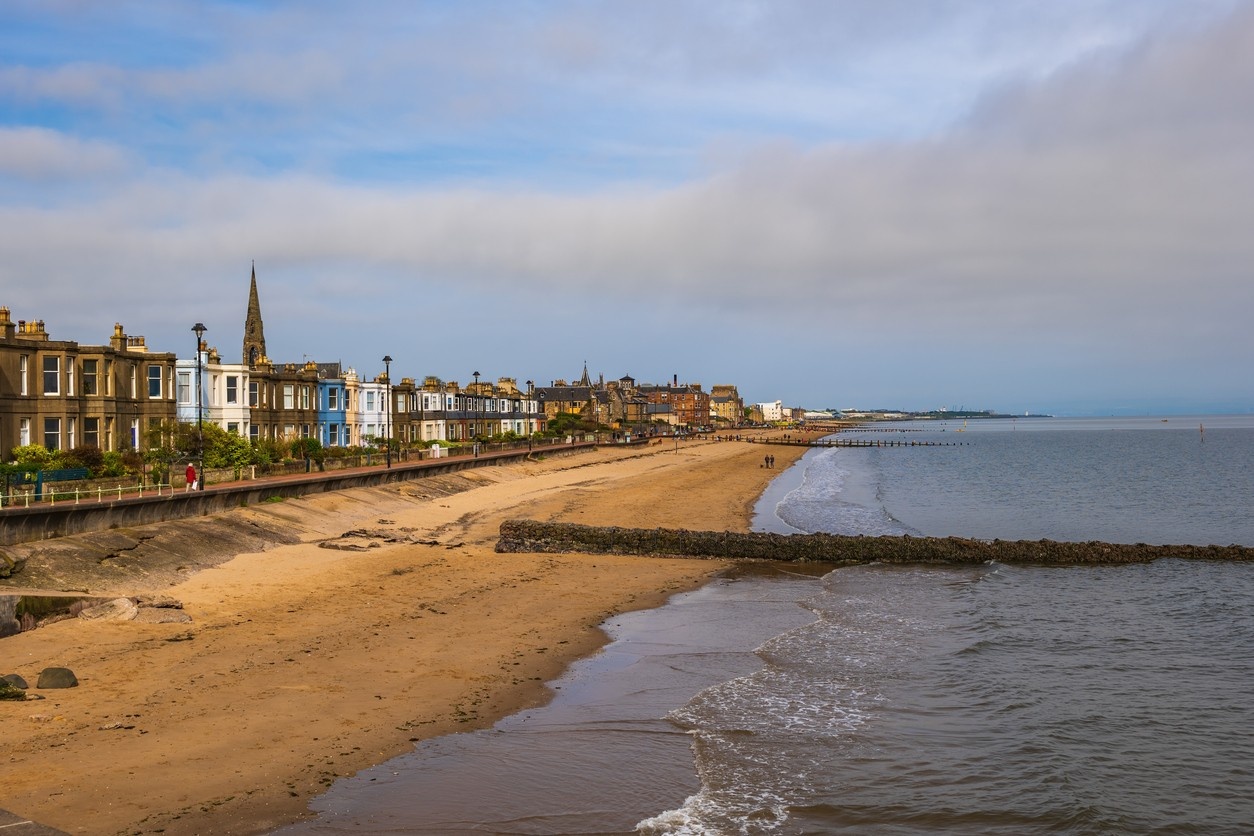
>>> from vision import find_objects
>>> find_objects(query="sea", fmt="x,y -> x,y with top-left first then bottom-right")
274,415 -> 1254,835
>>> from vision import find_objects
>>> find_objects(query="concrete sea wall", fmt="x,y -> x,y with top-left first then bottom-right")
495,519 -> 1254,565
0,443 -> 596,548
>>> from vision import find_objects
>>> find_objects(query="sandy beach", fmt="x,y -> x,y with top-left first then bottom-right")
2,435 -> 806,835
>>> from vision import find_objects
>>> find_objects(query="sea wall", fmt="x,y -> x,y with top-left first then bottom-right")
0,443 -> 596,548
495,519 -> 1254,565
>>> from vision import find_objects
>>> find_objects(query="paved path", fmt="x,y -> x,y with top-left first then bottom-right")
0,809 -> 67,835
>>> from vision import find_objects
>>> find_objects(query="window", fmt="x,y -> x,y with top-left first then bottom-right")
328,388 -> 339,410
249,381 -> 259,407
83,359 -> 99,395
84,417 -> 100,447
210,374 -> 219,406
226,376 -> 239,405
148,365 -> 162,398
68,417 -> 76,449
365,391 -> 376,412
300,386 -> 310,410
130,366 -> 137,398
130,418 -> 139,449
283,385 -> 294,409
329,424 -> 340,446
302,424 -> 310,438
43,356 -> 60,395
67,361 -> 75,396
105,417 -> 113,449
284,424 -> 296,438
249,424 -> 259,441
19,417 -> 30,446
19,355 -> 29,395
104,360 -> 112,395
44,417 -> 61,451
227,422 -> 239,435
177,371 -> 192,404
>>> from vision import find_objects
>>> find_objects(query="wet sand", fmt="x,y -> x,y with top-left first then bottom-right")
1,435 -> 807,835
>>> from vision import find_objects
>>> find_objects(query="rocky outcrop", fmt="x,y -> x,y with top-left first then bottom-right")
78,597 -> 140,622
495,519 -> 1254,565
76,596 -> 190,625
0,675 -> 27,700
36,667 -> 78,688
0,548 -> 21,578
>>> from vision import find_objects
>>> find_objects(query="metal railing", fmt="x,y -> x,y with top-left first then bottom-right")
0,437 -> 596,510
2,481 -> 174,509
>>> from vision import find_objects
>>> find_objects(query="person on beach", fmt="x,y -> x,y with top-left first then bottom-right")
185,463 -> 196,492
764,454 -> 770,469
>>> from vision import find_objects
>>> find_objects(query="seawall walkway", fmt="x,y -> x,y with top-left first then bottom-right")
1,442 -> 598,547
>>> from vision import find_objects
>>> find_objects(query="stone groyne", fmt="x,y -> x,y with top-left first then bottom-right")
495,520 -> 1254,565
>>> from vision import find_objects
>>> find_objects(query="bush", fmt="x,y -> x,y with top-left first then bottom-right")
64,446 -> 105,474
9,444 -> 57,468
289,437 -> 325,463
100,450 -> 131,477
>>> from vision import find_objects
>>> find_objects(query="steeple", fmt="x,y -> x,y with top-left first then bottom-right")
577,360 -> 592,388
243,261 -> 267,367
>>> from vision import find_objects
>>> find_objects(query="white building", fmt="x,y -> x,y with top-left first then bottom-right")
756,400 -> 784,422
176,348 -> 250,438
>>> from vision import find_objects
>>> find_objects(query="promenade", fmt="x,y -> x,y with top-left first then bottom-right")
0,439 -> 600,548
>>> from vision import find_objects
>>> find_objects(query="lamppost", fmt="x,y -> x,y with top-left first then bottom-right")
191,323 -> 207,489
418,379 -> 425,451
525,380 -> 533,451
471,370 -> 481,455
382,355 -> 393,468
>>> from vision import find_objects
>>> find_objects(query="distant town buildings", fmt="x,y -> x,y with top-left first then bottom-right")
2,268 -> 795,460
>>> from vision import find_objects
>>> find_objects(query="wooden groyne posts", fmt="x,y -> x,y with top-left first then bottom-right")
808,438 -> 963,448
758,437 -> 964,448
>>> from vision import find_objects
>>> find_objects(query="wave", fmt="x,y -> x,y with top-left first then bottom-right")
772,449 -> 916,537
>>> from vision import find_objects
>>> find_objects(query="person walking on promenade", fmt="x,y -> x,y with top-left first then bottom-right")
186,463 -> 197,492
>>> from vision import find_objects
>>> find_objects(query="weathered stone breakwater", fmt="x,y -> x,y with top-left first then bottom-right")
495,519 -> 1254,565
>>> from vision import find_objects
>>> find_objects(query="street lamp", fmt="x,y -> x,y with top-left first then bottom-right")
525,380 -> 533,450
472,370 -> 480,452
382,355 -> 393,468
191,323 -> 207,489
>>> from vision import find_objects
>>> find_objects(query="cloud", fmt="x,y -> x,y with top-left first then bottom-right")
2,1 -> 1252,410
0,126 -> 132,180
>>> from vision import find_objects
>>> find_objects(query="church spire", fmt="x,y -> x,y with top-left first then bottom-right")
243,261 -> 267,367
578,360 -> 592,388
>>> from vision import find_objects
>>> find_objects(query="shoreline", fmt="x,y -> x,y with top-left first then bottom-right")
1,435 -> 809,836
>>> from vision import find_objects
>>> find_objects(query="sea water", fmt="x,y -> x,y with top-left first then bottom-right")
756,415 -> 1254,545
277,416 -> 1254,835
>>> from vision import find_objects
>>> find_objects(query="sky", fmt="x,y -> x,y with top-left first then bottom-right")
2,0 -> 1252,416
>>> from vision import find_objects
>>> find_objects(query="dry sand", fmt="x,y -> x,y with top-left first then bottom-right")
2,435 -> 808,835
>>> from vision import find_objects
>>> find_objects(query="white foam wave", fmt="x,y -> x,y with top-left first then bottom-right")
773,449 -> 913,536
